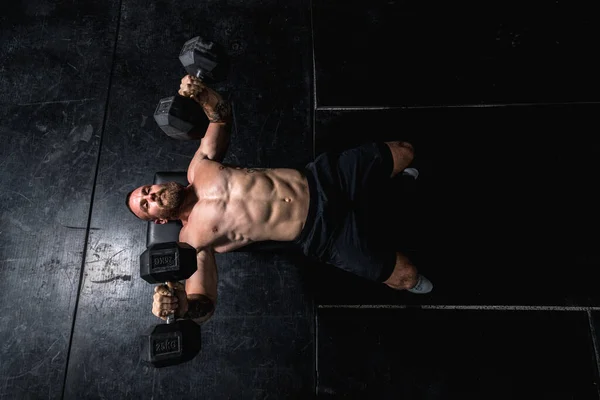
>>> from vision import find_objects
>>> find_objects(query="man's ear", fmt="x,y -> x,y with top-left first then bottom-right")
154,219 -> 169,225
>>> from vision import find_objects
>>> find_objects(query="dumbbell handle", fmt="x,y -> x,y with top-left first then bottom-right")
194,69 -> 207,81
166,282 -> 175,324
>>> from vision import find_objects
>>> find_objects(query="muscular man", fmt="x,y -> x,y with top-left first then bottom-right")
126,76 -> 433,324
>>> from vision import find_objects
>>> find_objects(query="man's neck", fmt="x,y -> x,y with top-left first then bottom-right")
175,185 -> 197,224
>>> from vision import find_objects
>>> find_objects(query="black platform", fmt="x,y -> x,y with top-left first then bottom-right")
1,0 -> 599,399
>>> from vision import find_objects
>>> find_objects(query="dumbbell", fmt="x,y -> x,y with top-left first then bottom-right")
154,36 -> 230,140
139,242 -> 201,368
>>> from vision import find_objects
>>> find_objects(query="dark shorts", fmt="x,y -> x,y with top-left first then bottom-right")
294,142 -> 396,282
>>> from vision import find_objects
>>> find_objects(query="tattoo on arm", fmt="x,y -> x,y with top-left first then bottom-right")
184,294 -> 215,323
206,100 -> 231,123
198,87 -> 231,123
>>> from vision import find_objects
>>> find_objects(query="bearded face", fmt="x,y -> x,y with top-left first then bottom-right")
154,181 -> 185,219
127,181 -> 186,221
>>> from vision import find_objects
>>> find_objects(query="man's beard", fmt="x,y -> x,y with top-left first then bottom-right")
156,181 -> 185,220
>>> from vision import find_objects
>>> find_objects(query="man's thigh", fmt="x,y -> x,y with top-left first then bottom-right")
327,211 -> 396,282
334,142 -> 394,201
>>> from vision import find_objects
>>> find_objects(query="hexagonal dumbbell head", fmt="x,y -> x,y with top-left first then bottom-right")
140,242 -> 197,284
179,36 -> 229,84
153,95 -> 209,140
140,319 -> 201,368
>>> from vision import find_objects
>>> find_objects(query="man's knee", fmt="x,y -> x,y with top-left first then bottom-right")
386,141 -> 414,156
384,141 -> 415,176
383,252 -> 418,290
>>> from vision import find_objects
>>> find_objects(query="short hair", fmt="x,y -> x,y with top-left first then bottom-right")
125,189 -> 138,218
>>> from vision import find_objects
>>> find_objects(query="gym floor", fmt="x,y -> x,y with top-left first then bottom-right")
1,1 -> 600,399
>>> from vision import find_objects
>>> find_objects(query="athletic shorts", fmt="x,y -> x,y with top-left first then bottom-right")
294,142 -> 396,282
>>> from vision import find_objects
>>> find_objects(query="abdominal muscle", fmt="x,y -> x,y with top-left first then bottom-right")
187,161 -> 310,253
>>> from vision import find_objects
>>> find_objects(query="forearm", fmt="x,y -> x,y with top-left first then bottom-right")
194,85 -> 231,124
184,293 -> 215,324
183,248 -> 218,323
180,76 -> 232,161
195,85 -> 232,161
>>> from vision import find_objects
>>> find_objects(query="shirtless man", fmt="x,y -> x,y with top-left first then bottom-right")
126,76 -> 433,324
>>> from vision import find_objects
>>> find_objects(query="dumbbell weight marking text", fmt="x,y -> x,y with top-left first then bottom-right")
153,255 -> 175,268
154,338 -> 180,355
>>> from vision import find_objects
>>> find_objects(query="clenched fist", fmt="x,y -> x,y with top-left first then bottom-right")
178,75 -> 205,100
152,281 -> 189,320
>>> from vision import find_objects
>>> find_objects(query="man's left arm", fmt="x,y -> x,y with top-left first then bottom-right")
179,75 -> 232,162
183,248 -> 218,324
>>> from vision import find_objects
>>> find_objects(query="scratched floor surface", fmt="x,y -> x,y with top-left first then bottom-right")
1,0 -> 599,399
0,0 -> 313,399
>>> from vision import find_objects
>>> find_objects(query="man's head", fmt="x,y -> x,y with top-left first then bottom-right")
126,181 -> 185,223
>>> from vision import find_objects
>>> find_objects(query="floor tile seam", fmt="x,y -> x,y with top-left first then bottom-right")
310,1 -> 320,396
316,101 -> 600,111
310,0 -> 317,161
317,304 -> 600,311
6,98 -> 98,107
60,1 -> 123,399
